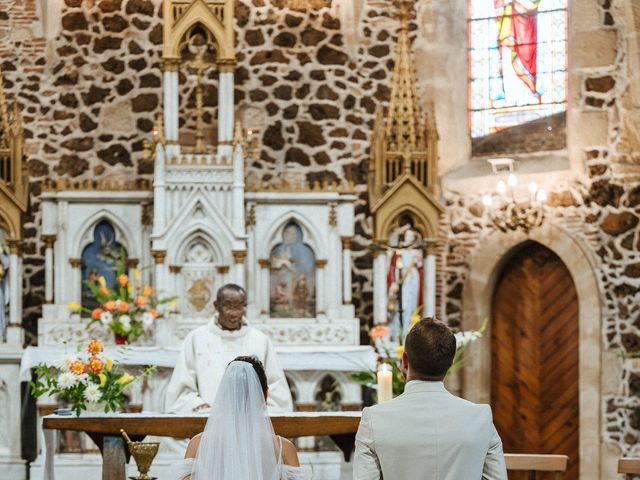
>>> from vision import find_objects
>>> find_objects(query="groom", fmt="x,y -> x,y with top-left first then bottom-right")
353,318 -> 507,480
165,283 -> 293,413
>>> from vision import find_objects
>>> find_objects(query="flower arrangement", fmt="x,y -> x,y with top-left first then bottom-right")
353,311 -> 487,399
29,339 -> 155,417
70,262 -> 175,343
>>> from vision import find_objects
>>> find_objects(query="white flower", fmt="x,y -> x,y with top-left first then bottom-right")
84,384 -> 101,403
59,354 -> 76,371
455,330 -> 482,349
119,315 -> 131,332
57,372 -> 76,389
76,373 -> 89,384
100,311 -> 113,326
142,312 -> 154,329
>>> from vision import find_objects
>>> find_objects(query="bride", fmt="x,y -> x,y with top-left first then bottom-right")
174,356 -> 307,479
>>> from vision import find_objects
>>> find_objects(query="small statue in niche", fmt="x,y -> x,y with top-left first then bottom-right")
387,214 -> 424,342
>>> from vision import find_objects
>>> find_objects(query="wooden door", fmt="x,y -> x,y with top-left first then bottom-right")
491,241 -> 579,480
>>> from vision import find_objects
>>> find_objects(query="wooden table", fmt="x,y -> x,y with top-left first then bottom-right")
43,412 -> 362,480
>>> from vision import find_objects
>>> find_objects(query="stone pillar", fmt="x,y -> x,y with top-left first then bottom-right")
6,240 -> 23,344
42,235 -> 56,304
152,250 -> 167,295
169,265 -> 181,300
424,243 -> 437,318
232,143 -> 245,236
315,259 -> 327,316
257,259 -> 270,316
232,251 -> 246,287
373,250 -> 388,324
245,204 -> 258,318
162,60 -> 179,142
152,144 -> 166,235
341,237 -> 353,305
216,265 -> 230,286
217,62 -> 235,161
68,258 -> 82,305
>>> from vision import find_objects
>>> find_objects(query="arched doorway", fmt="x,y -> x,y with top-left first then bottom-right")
491,241 -> 579,480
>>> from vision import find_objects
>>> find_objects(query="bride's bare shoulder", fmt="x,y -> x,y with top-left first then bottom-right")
278,436 -> 300,467
185,433 -> 203,459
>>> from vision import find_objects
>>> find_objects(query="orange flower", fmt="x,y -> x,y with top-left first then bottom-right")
103,301 -> 116,312
87,339 -> 104,355
117,274 -> 129,287
91,308 -> 104,320
142,286 -> 153,296
88,356 -> 103,374
369,326 -> 390,339
69,360 -> 87,375
99,286 -> 110,296
149,309 -> 158,318
117,302 -> 129,313
134,296 -> 148,307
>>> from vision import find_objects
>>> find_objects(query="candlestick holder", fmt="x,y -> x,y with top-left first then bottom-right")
121,429 -> 159,480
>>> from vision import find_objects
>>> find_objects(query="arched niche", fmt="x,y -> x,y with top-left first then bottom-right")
461,221 -> 602,478
176,231 -> 221,317
268,221 -> 316,319
80,220 -> 128,311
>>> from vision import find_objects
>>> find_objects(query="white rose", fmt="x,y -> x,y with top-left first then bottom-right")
99,311 -> 113,326
119,315 -> 132,332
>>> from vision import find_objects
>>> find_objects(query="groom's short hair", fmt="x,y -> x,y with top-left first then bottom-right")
405,318 -> 456,380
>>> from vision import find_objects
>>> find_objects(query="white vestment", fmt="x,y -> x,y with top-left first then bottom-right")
165,320 -> 293,413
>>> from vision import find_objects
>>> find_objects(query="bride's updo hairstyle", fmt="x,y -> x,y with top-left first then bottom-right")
231,355 -> 269,398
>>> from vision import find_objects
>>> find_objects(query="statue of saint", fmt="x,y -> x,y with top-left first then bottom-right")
292,275 -> 309,316
387,224 -> 423,341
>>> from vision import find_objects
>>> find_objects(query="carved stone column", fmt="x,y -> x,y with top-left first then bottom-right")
68,258 -> 82,306
232,250 -> 246,287
6,240 -> 23,343
373,247 -> 388,324
341,237 -> 353,305
424,242 -> 437,318
315,259 -> 327,316
152,250 -> 167,295
42,235 -> 56,304
217,60 -> 236,162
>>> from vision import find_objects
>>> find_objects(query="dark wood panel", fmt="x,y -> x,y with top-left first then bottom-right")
491,242 -> 579,480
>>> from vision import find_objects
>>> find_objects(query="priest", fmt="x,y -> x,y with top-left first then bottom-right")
165,283 -> 293,413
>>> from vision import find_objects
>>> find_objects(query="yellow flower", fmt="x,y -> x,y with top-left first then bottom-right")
396,345 -> 405,358
105,357 -> 113,371
117,373 -> 134,385
98,276 -> 106,287
98,373 -> 107,387
133,269 -> 140,281
67,302 -> 81,311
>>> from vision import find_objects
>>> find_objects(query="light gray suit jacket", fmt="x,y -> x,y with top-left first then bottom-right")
353,380 -> 507,480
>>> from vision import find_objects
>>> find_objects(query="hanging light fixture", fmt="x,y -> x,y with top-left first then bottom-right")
482,173 -> 547,234
282,0 -> 330,10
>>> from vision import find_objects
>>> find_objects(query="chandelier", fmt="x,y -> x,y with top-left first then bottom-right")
482,173 -> 547,234
283,0 -> 330,10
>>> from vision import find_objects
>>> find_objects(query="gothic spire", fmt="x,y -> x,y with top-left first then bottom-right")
384,0 -> 426,155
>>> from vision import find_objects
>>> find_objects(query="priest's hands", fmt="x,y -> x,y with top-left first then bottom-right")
193,403 -> 211,412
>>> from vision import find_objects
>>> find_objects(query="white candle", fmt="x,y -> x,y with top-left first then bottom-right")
377,364 -> 393,403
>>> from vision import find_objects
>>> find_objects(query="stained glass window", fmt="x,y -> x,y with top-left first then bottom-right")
468,0 -> 567,138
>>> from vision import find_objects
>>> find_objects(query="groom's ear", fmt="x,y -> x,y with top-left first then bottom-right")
401,351 -> 410,378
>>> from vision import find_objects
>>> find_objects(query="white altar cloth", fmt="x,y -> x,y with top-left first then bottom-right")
20,345 -> 377,381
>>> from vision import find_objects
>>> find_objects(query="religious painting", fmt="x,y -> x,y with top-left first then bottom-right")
81,220 -> 127,311
181,237 -> 217,317
269,222 -> 316,318
468,0 -> 567,137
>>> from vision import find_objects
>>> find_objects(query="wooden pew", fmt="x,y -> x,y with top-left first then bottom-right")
505,453 -> 568,480
619,458 -> 640,479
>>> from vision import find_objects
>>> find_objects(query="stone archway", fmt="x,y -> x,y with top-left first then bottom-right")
461,221 -> 602,479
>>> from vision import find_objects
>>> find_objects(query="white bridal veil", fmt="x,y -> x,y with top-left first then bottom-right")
191,360 -> 280,480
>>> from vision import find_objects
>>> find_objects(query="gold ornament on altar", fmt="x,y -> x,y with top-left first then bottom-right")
121,429 -> 159,480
